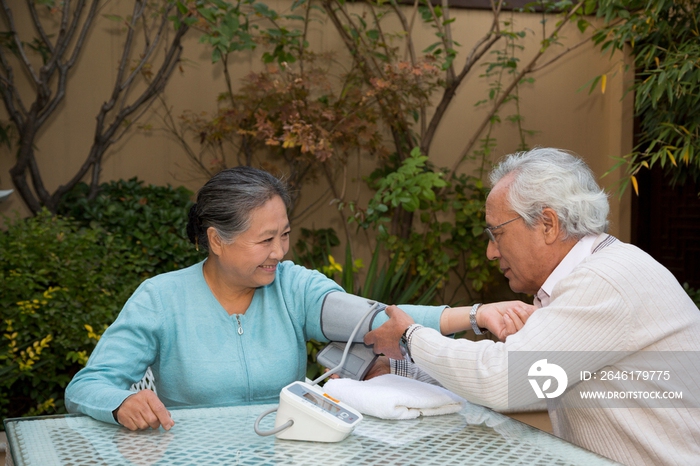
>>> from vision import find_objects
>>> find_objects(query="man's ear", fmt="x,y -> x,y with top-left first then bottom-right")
207,227 -> 223,256
541,208 -> 560,245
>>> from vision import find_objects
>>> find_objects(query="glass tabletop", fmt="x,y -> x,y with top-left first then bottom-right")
4,402 -> 618,465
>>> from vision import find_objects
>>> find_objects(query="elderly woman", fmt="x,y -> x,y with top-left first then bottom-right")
65,166 -> 532,431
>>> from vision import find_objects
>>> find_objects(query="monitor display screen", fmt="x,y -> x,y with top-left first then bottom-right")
302,390 -> 342,415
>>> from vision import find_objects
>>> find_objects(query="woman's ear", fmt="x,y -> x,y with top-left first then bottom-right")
540,208 -> 561,245
207,227 -> 223,256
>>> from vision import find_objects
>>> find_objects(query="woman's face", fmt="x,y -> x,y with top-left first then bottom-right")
215,195 -> 290,289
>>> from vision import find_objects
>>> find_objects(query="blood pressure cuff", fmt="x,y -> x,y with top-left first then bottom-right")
320,292 -> 386,343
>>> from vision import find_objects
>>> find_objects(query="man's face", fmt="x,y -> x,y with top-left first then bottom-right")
484,175 -> 552,295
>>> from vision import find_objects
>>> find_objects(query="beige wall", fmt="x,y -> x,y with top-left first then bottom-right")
0,3 -> 633,263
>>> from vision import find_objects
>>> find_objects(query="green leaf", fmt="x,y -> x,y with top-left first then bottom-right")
366,30 -> 380,40
176,1 -> 188,15
342,243 -> 354,293
102,14 -> 124,22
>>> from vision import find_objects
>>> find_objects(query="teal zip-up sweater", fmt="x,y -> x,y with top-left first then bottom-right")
64,260 -> 445,424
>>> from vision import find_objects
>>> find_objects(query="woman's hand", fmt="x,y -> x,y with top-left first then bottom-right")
115,389 -> 175,431
477,301 -> 536,341
364,301 -> 535,361
362,356 -> 391,380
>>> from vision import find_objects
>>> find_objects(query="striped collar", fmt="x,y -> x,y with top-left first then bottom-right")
535,233 -> 616,308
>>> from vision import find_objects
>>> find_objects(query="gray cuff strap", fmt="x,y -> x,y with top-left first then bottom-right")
320,292 -> 385,342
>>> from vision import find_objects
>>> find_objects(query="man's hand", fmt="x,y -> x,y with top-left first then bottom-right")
115,390 -> 175,431
477,301 -> 536,341
363,305 -> 414,359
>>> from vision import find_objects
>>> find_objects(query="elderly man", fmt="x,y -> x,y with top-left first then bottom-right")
365,148 -> 700,465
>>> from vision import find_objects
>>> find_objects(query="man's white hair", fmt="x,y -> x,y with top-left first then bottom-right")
490,147 -> 609,239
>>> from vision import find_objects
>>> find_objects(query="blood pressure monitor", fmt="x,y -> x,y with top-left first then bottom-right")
254,295 -> 379,442
316,341 -> 378,380
274,381 -> 363,442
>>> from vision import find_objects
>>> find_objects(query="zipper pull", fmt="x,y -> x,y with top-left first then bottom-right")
235,315 -> 243,335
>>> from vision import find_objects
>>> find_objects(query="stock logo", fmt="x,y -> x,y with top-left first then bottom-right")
528,359 -> 568,399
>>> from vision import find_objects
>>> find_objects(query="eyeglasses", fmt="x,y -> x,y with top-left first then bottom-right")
484,216 -> 521,243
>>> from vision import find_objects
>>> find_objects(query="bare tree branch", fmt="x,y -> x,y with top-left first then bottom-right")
529,35 -> 589,73
82,4 -> 188,199
322,0 -> 416,159
27,1 -> 54,55
445,0 -> 586,180
529,17 -> 626,74
0,0 -> 43,87
1,0 -> 98,212
389,0 -> 427,137
0,41 -> 26,126
420,3 -> 504,155
1,0 -> 191,213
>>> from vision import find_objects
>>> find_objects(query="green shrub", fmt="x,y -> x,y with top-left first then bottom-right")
351,148 -> 499,304
0,210 -> 141,420
683,283 -> 700,309
0,179 -> 204,422
58,178 -> 205,278
292,227 -> 341,274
